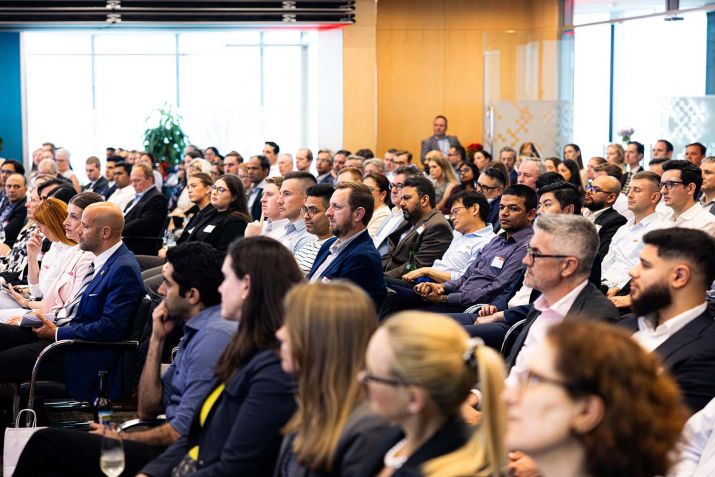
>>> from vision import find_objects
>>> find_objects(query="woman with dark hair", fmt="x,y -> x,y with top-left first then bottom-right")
543,157 -> 561,173
364,172 -> 391,237
503,320 -> 688,477
557,159 -> 583,191
457,161 -> 480,191
275,282 -> 392,477
138,237 -> 304,477
563,143 -> 583,168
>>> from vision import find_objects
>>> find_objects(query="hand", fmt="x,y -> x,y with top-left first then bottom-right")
402,268 -> 426,282
606,286 -> 620,298
158,247 -> 167,259
508,451 -> 541,477
5,316 -> 21,326
4,284 -> 28,306
475,311 -> 505,325
244,220 -> 263,238
31,313 -> 57,341
88,421 -> 123,440
414,282 -> 444,303
460,401 -> 481,426
151,301 -> 174,340
609,295 -> 632,309
26,230 -> 43,259
478,304 -> 498,317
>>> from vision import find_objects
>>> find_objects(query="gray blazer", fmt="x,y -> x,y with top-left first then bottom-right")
420,135 -> 461,165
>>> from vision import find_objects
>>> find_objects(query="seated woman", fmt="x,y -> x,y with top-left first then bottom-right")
502,320 -> 688,477
275,282 -> 393,476
364,172 -> 391,237
426,152 -> 459,212
1,193 -> 101,321
359,311 -> 506,477
137,236 -> 304,477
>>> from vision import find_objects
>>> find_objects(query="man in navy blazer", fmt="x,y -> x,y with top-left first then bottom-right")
0,203 -> 145,400
308,182 -> 386,307
619,227 -> 715,413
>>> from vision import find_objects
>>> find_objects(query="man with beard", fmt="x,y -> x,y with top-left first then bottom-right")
620,227 -> 715,413
372,165 -> 422,254
382,176 -> 453,278
307,182 -> 386,307
583,175 -> 627,264
294,183 -> 335,276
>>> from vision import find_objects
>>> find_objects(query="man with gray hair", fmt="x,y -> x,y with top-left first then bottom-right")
500,146 -> 519,184
700,157 -> 715,215
517,157 -> 546,190
501,214 -> 619,379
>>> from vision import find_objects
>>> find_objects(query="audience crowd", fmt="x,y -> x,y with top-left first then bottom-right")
0,118 -> 713,476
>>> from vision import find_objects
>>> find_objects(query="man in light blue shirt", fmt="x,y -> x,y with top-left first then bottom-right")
393,190 -> 495,286
276,171 -> 318,254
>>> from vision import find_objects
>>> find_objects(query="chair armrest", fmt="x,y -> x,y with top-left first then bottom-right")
463,303 -> 487,314
120,417 -> 167,432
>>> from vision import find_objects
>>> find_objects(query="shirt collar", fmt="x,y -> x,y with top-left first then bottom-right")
700,193 -> 715,207
462,224 -> 494,238
500,225 -> 533,243
637,302 -> 708,336
286,219 -> 308,233
265,218 -> 289,232
93,240 -> 124,273
533,280 -> 589,317
184,305 -> 221,333
630,211 -> 659,228
672,202 -> 703,221
330,228 -> 368,254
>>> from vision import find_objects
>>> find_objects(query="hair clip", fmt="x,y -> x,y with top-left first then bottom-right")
463,337 -> 484,368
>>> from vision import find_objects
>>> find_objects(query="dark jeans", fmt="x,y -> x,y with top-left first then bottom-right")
0,324 -> 63,384
380,284 -> 465,320
14,428 -> 165,477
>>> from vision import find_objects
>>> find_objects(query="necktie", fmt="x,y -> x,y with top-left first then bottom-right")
56,262 -> 96,326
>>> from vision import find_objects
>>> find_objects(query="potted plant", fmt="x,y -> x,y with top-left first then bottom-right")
143,104 -> 188,174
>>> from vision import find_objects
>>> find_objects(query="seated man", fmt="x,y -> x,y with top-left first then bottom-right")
276,171 -> 318,254
397,190 -> 495,285
382,176 -> 453,279
294,183 -> 335,276
583,175 -> 627,264
621,227 -> 715,413
0,202 -> 145,400
308,182 -> 386,307
13,242 -> 237,476
1,173 -> 28,247
123,164 -> 169,256
383,185 -> 536,315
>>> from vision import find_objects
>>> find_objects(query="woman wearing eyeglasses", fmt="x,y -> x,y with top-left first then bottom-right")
503,320 -> 688,477
274,282 -> 393,477
359,311 -> 506,477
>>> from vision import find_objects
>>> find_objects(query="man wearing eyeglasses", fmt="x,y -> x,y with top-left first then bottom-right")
583,175 -> 627,265
659,160 -> 715,236
122,163 -> 169,256
477,167 -> 506,231
372,166 -> 422,254
294,183 -> 335,276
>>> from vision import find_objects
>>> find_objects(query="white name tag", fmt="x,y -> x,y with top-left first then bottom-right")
490,256 -> 505,269
187,227 -> 195,234
416,225 -> 425,235
203,225 -> 216,233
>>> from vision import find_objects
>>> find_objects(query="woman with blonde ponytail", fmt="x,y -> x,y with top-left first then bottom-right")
358,311 -> 507,477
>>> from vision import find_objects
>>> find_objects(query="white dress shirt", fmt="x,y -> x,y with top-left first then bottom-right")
432,225 -> 496,280
660,202 -> 715,236
506,280 -> 589,387
29,241 -> 73,298
632,302 -> 708,352
367,204 -> 391,238
107,184 -> 136,212
601,212 -> 668,290
669,397 -> 715,477
373,207 -> 405,255
262,218 -> 289,240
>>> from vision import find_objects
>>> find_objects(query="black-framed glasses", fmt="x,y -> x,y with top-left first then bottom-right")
358,369 -> 408,387
584,184 -> 607,194
389,183 -> 405,191
300,205 -> 322,218
525,246 -> 572,261
477,183 -> 500,192
658,180 -> 685,191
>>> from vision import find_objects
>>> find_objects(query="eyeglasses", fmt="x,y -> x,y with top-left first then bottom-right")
584,184 -> 607,194
449,206 -> 466,219
358,369 -> 408,387
477,183 -> 500,192
516,369 -> 570,392
658,180 -> 685,191
299,206 -> 323,218
210,185 -> 228,194
525,246 -> 572,261
389,183 -> 405,191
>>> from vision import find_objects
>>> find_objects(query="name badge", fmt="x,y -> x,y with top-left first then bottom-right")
187,227 -> 195,234
490,256 -> 505,269
416,225 -> 425,235
203,225 -> 216,233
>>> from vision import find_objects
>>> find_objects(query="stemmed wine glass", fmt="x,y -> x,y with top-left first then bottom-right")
100,422 -> 125,477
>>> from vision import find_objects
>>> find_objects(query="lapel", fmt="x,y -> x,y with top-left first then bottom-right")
391,210 -> 439,257
321,232 -> 369,276
654,311 -> 713,367
83,244 -> 127,297
506,306 -> 540,369
125,187 -> 156,216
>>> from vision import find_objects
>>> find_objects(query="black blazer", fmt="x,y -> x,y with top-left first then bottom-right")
178,205 -> 248,252
593,207 -> 627,264
81,176 -> 110,198
2,197 -> 27,247
274,403 -> 394,477
505,282 -> 620,370
249,188 -> 263,221
358,416 -> 469,477
141,349 -> 297,477
619,309 -> 715,413
123,187 -> 169,256
486,195 -> 501,232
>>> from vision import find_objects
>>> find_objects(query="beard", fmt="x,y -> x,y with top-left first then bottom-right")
631,280 -> 672,325
585,197 -> 605,212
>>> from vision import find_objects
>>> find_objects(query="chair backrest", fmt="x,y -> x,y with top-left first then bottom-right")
500,319 -> 527,358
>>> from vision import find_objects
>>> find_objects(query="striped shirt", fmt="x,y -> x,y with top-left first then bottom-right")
295,237 -> 332,276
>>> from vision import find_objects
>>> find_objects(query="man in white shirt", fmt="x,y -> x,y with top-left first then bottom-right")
276,171 -> 318,254
372,165 -> 422,254
602,171 -> 667,297
700,157 -> 715,215
107,161 -> 136,211
622,227 -> 715,412
397,190 -> 495,285
670,397 -> 715,477
659,159 -> 715,236
244,177 -> 289,240
621,141 -> 644,194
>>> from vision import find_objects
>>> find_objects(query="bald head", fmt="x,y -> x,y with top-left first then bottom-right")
585,175 -> 621,211
594,175 -> 622,194
79,202 -> 125,253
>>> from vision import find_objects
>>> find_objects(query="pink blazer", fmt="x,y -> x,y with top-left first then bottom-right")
41,246 -> 95,314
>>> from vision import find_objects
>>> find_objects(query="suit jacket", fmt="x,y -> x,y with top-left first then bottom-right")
141,349 -> 297,477
56,243 -> 145,400
382,209 -> 453,279
420,135 -> 461,165
619,310 -> 715,413
122,187 -> 169,256
274,403 -> 393,477
308,229 -> 386,307
487,194 -> 501,232
359,416 -> 469,477
593,207 -> 627,264
2,197 -> 27,248
505,282 -> 619,369
249,188 -> 263,221
81,176 -> 110,198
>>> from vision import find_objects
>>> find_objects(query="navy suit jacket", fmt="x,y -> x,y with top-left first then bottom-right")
56,243 -> 145,400
619,310 -> 715,413
307,229 -> 386,307
82,176 -> 110,198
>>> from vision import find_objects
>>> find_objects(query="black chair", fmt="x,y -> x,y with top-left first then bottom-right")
500,319 -> 527,358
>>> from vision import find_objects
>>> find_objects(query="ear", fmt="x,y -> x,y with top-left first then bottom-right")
560,256 -> 580,278
571,395 -> 604,435
670,264 -> 692,290
406,386 -> 429,415
526,208 -> 538,221
421,194 -> 430,208
564,204 -> 575,214
185,287 -> 201,306
239,274 -> 252,299
353,206 -> 366,224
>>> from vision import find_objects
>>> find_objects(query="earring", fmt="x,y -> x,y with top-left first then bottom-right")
241,293 -> 247,300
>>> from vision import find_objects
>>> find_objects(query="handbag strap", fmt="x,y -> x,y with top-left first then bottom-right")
14,409 -> 37,428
